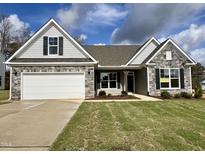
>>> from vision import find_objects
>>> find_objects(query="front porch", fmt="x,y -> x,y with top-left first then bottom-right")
94,68 -> 148,96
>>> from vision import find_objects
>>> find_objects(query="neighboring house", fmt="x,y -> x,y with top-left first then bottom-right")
201,71 -> 205,91
5,18 -> 196,100
201,79 -> 205,91
0,52 -> 5,90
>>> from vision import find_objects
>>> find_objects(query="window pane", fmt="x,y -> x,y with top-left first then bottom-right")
100,73 -> 108,80
171,69 -> 179,78
109,72 -> 117,80
171,79 -> 179,88
160,69 -> 169,78
110,81 -> 116,88
101,81 -> 108,88
49,46 -> 58,54
161,82 -> 169,88
49,37 -> 58,45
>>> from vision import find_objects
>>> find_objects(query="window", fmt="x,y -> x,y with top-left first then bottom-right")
160,68 -> 180,89
166,51 -> 172,60
160,69 -> 169,88
48,37 -> 58,55
0,76 -> 1,86
100,72 -> 117,89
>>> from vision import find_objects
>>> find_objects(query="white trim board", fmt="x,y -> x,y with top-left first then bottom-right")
125,37 -> 160,66
145,39 -> 196,65
5,62 -> 97,65
6,18 -> 97,63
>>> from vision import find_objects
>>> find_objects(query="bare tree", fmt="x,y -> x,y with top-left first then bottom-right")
0,15 -> 11,54
0,14 -> 31,58
74,34 -> 87,45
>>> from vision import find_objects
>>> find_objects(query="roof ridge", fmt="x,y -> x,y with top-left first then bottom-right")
83,44 -> 142,47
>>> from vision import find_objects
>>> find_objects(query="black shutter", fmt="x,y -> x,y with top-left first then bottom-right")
43,36 -> 48,55
96,72 -> 100,89
180,68 -> 185,89
59,37 -> 63,56
117,72 -> 120,89
155,69 -> 160,89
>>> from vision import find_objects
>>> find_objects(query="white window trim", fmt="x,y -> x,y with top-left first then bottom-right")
100,72 -> 118,89
48,36 -> 59,56
159,68 -> 181,90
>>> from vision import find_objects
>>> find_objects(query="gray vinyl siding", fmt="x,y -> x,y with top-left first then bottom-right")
16,23 -> 87,59
130,41 -> 158,64
0,52 -> 5,89
135,68 -> 147,95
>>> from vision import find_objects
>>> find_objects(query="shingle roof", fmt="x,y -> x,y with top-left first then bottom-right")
83,45 -> 141,66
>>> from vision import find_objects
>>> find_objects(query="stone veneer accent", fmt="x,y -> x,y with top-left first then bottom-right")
148,42 -> 192,96
11,66 -> 95,100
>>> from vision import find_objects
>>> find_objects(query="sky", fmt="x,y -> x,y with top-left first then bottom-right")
1,3 -> 205,66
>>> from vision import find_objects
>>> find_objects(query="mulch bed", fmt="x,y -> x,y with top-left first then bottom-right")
86,95 -> 139,100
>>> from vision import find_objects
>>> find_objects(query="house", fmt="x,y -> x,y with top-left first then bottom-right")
0,52 -> 5,90
5,18 -> 196,100
201,79 -> 205,91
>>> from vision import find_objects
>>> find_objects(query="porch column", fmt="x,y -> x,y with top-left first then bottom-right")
123,71 -> 128,91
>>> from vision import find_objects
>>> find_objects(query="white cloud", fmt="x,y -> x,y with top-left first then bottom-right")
190,48 -> 205,65
93,43 -> 106,46
161,24 -> 205,51
57,4 -> 127,31
111,4 -> 205,44
8,14 -> 30,39
86,4 -> 128,26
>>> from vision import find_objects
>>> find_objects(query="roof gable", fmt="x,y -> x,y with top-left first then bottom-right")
145,39 -> 196,65
6,18 -> 97,63
125,37 -> 160,66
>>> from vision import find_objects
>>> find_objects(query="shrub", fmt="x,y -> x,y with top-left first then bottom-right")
184,93 -> 192,99
107,93 -> 112,97
180,92 -> 187,97
160,90 -> 171,99
99,90 -> 106,97
121,91 -> 128,96
180,92 -> 192,99
174,93 -> 181,98
194,83 -> 203,98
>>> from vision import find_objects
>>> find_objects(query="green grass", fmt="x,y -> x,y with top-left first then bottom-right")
51,99 -> 205,151
0,90 -> 9,103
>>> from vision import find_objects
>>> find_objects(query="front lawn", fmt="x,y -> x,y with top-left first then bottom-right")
51,100 -> 205,151
0,90 -> 9,102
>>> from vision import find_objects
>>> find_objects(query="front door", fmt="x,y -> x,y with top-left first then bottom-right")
127,73 -> 134,92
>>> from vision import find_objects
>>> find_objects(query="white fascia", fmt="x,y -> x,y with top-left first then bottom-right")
6,18 -> 98,63
145,38 -> 196,65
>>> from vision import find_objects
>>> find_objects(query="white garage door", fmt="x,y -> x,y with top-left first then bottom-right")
22,73 -> 85,100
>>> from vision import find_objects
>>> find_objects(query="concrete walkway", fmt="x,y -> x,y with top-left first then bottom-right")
84,93 -> 161,102
0,99 -> 82,151
130,93 -> 162,101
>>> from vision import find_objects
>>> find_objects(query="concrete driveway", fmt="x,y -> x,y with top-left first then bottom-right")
0,99 -> 82,150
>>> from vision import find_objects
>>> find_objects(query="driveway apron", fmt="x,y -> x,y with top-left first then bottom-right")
0,99 -> 82,150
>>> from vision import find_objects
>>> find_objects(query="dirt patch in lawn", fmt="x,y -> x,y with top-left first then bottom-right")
86,95 -> 139,100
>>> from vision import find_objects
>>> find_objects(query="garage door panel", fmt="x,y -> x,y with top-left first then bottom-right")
22,73 -> 85,100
